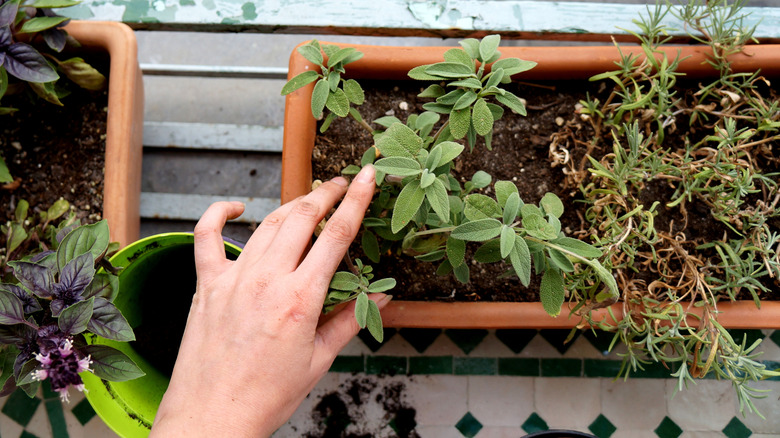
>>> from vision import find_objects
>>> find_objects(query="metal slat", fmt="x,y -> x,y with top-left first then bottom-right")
141,64 -> 288,79
140,192 -> 280,222
63,1 -> 780,41
143,121 -> 283,152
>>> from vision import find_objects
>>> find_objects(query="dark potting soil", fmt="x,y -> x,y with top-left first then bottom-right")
302,377 -> 418,438
313,79 -> 780,303
0,54 -> 110,225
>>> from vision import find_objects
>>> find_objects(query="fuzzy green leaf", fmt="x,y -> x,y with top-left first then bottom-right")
374,116 -> 402,128
311,79 -> 329,118
387,123 -> 423,154
486,102 -> 504,121
451,218 -> 503,242
448,78 -> 483,89
419,84 -> 446,98
552,237 -> 603,259
450,108 -> 470,139
409,64 -> 443,80
459,38 -> 480,59
327,47 -> 357,67
422,102 -> 453,114
446,236 -> 466,267
540,268 -> 565,317
470,171 -> 492,189
453,90 -> 478,111
343,79 -> 365,105
444,48 -> 475,69
491,58 -> 537,82
523,215 -> 558,240
503,192 -> 521,225
366,299 -> 384,342
510,238 -> 532,286
433,141 -> 464,167
472,98 -> 494,136
330,271 -> 361,291
368,278 -> 396,293
362,231 -> 381,263
374,157 -> 422,176
437,89 -> 466,105
540,193 -> 564,218
499,225 -> 516,259
548,248 -> 574,272
297,44 -> 323,65
425,178 -> 450,222
376,135 -> 413,159
425,62 -> 474,78
478,35 -> 501,62
355,293 -> 369,328
420,170 -> 436,189
464,194 -> 502,221
391,180 -> 425,233
485,67 -> 504,90
453,262 -> 470,283
325,88 -> 349,117
495,91 -> 527,116
520,204 -> 544,219
474,239 -> 502,263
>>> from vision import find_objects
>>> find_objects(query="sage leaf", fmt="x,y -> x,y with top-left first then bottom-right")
374,157 -> 422,177
540,268 -> 565,317
434,141 -> 464,167
474,239 -> 502,263
83,345 -> 145,381
491,58 -> 537,82
297,44 -> 323,65
88,298 -> 135,342
523,215 -> 559,240
330,271 -> 361,291
446,236 -> 466,267
327,71 -> 341,91
464,194 -> 502,221
419,84 -> 445,98
503,192 -> 521,224
551,237 -> 603,259
478,35 -> 501,62
376,135 -> 413,159
449,78 -> 483,89
443,48 -> 474,69
355,293 -> 368,328
486,102 -> 504,121
495,91 -> 527,116
422,102 -> 453,114
437,89 -> 466,105
391,180 -> 425,233
451,218 -> 503,242
453,90 -> 477,111
500,225 -> 516,259
426,178 -> 450,222
472,98 -> 494,136
58,297 -> 94,335
453,262 -> 470,283
311,79 -> 329,118
373,115 -> 402,128
520,204 -> 544,219
589,260 -> 619,300
326,88 -> 350,117
327,47 -> 357,67
408,64 -> 442,80
470,171 -> 492,189
366,299 -> 384,342
459,38 -> 480,59
540,193 -> 564,218
425,62 -> 474,78
343,79 -> 365,105
368,278 -> 396,293
548,248 -> 574,272
485,67 -> 504,90
426,144 -> 443,170
510,238 -> 532,286
362,231 -> 381,263
386,123 -> 423,154
415,250 -> 446,262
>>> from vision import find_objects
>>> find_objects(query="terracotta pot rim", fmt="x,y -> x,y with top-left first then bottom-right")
282,41 -> 780,329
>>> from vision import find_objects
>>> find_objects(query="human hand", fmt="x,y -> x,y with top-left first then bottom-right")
150,165 -> 389,437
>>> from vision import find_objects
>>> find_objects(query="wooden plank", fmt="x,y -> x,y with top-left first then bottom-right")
140,192 -> 280,222
63,1 -> 780,41
141,63 -> 287,79
143,121 -> 283,152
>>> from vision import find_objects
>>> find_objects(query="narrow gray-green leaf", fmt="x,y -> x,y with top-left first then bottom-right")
376,135 -> 413,159
500,225 -> 516,259
472,98 -> 493,136
327,47 -> 357,67
362,231 -> 381,263
425,178 -> 450,222
450,108 -> 470,139
464,194 -> 502,221
419,84 -> 445,98
355,293 -> 369,328
510,238 -> 532,286
503,192 -> 521,225
540,268 -> 565,317
495,181 -> 519,208
343,79 -> 365,105
474,239 -> 502,263
437,89 -> 466,105
446,236 -> 466,267
523,215 -> 559,240
392,180 -> 425,233
330,271 -> 361,291
540,193 -> 564,218
297,44 -> 323,65
425,62 -> 474,78
548,248 -> 574,272
374,157 -> 421,177
470,171 -> 492,189
435,141 -> 464,167
366,300 -> 384,342
311,79 -> 329,118
551,237 -> 603,259
408,64 -> 443,80
444,48 -> 474,69
453,90 -> 477,111
459,38 -> 480,59
326,88 -> 350,117
451,218 -> 503,242
448,78 -> 483,89
478,35 -> 501,62
495,91 -> 527,116
368,278 -> 396,293
386,123 -> 423,154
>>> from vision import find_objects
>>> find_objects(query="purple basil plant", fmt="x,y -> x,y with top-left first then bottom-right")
0,220 -> 144,402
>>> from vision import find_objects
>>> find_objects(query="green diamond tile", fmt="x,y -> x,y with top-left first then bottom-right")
357,328 -> 397,352
583,359 -> 624,377
46,399 -> 69,438
389,407 -> 417,437
654,416 -> 682,438
583,330 -> 615,355
2,388 -> 41,427
409,356 -> 453,374
445,329 -> 488,355
41,380 -> 58,400
498,358 -> 540,376
455,412 -> 483,438
365,356 -> 407,375
71,397 -> 97,426
21,432 -> 40,438
539,329 -> 580,354
728,329 -> 764,349
495,329 -> 538,353
522,412 -> 549,434
329,356 -> 365,373
541,358 -> 582,377
763,361 -> 780,381
454,357 -> 497,375
398,328 -> 442,353
770,330 -> 780,348
589,414 -> 617,438
633,360 -> 676,379
722,417 -> 752,438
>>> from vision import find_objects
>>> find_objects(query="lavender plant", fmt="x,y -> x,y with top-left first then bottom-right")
0,219 -> 143,402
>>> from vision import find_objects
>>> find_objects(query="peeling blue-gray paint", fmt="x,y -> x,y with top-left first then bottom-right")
242,2 -> 257,20
407,0 -> 446,25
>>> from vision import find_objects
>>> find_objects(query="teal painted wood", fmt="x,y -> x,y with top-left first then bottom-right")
61,0 -> 780,40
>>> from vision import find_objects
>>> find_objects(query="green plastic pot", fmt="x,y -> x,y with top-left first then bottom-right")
82,233 -> 243,437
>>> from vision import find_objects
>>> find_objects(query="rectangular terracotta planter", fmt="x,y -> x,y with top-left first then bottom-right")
281,41 -> 780,329
62,21 -> 144,248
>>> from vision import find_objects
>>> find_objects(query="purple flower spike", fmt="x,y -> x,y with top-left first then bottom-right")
31,337 -> 92,403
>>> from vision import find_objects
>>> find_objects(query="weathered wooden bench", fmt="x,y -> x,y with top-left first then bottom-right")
61,0 -> 780,233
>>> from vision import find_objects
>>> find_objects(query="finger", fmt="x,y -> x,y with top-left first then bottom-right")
297,165 -> 376,287
261,177 -> 350,272
311,293 -> 391,374
193,201 -> 245,282
236,198 -> 299,267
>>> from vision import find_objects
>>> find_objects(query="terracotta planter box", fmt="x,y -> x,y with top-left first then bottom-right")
282,41 -> 780,330
60,21 -> 144,247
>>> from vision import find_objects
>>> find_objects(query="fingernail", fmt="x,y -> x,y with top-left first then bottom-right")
231,201 -> 245,208
377,294 -> 393,307
355,164 -> 376,184
331,176 -> 348,187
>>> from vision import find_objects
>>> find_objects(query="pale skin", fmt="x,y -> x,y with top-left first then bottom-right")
150,165 -> 388,437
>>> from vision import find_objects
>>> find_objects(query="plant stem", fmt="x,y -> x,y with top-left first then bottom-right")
412,226 -> 457,237
350,111 -> 375,135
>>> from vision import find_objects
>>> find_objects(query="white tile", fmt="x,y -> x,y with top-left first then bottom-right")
416,425 -> 458,438
680,432 -> 725,438
405,375 -> 468,426
601,378 -> 667,430
467,376 -> 534,428
468,332 -> 517,358
339,336 -> 372,355
477,426 -> 526,437
24,400 -> 52,438
612,431 -> 658,438
534,377 -> 601,431
666,379 -> 737,431
0,412 -> 25,438
736,380 -> 780,434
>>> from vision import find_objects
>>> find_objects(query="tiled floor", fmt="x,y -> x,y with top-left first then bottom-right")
3,328 -> 779,437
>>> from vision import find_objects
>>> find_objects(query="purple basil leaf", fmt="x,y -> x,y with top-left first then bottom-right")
29,250 -> 54,264
4,42 -> 59,83
87,298 -> 135,342
57,297 -> 94,335
15,361 -> 39,386
0,283 -> 42,314
55,220 -> 80,244
13,354 -> 33,381
0,1 -> 19,28
19,380 -> 40,398
8,261 -> 54,298
82,345 -> 145,382
43,27 -> 66,52
60,252 -> 95,296
0,289 -> 26,325
0,27 -> 9,49
0,323 -> 35,344
82,273 -> 118,301
50,298 -> 65,317
56,220 -> 109,272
